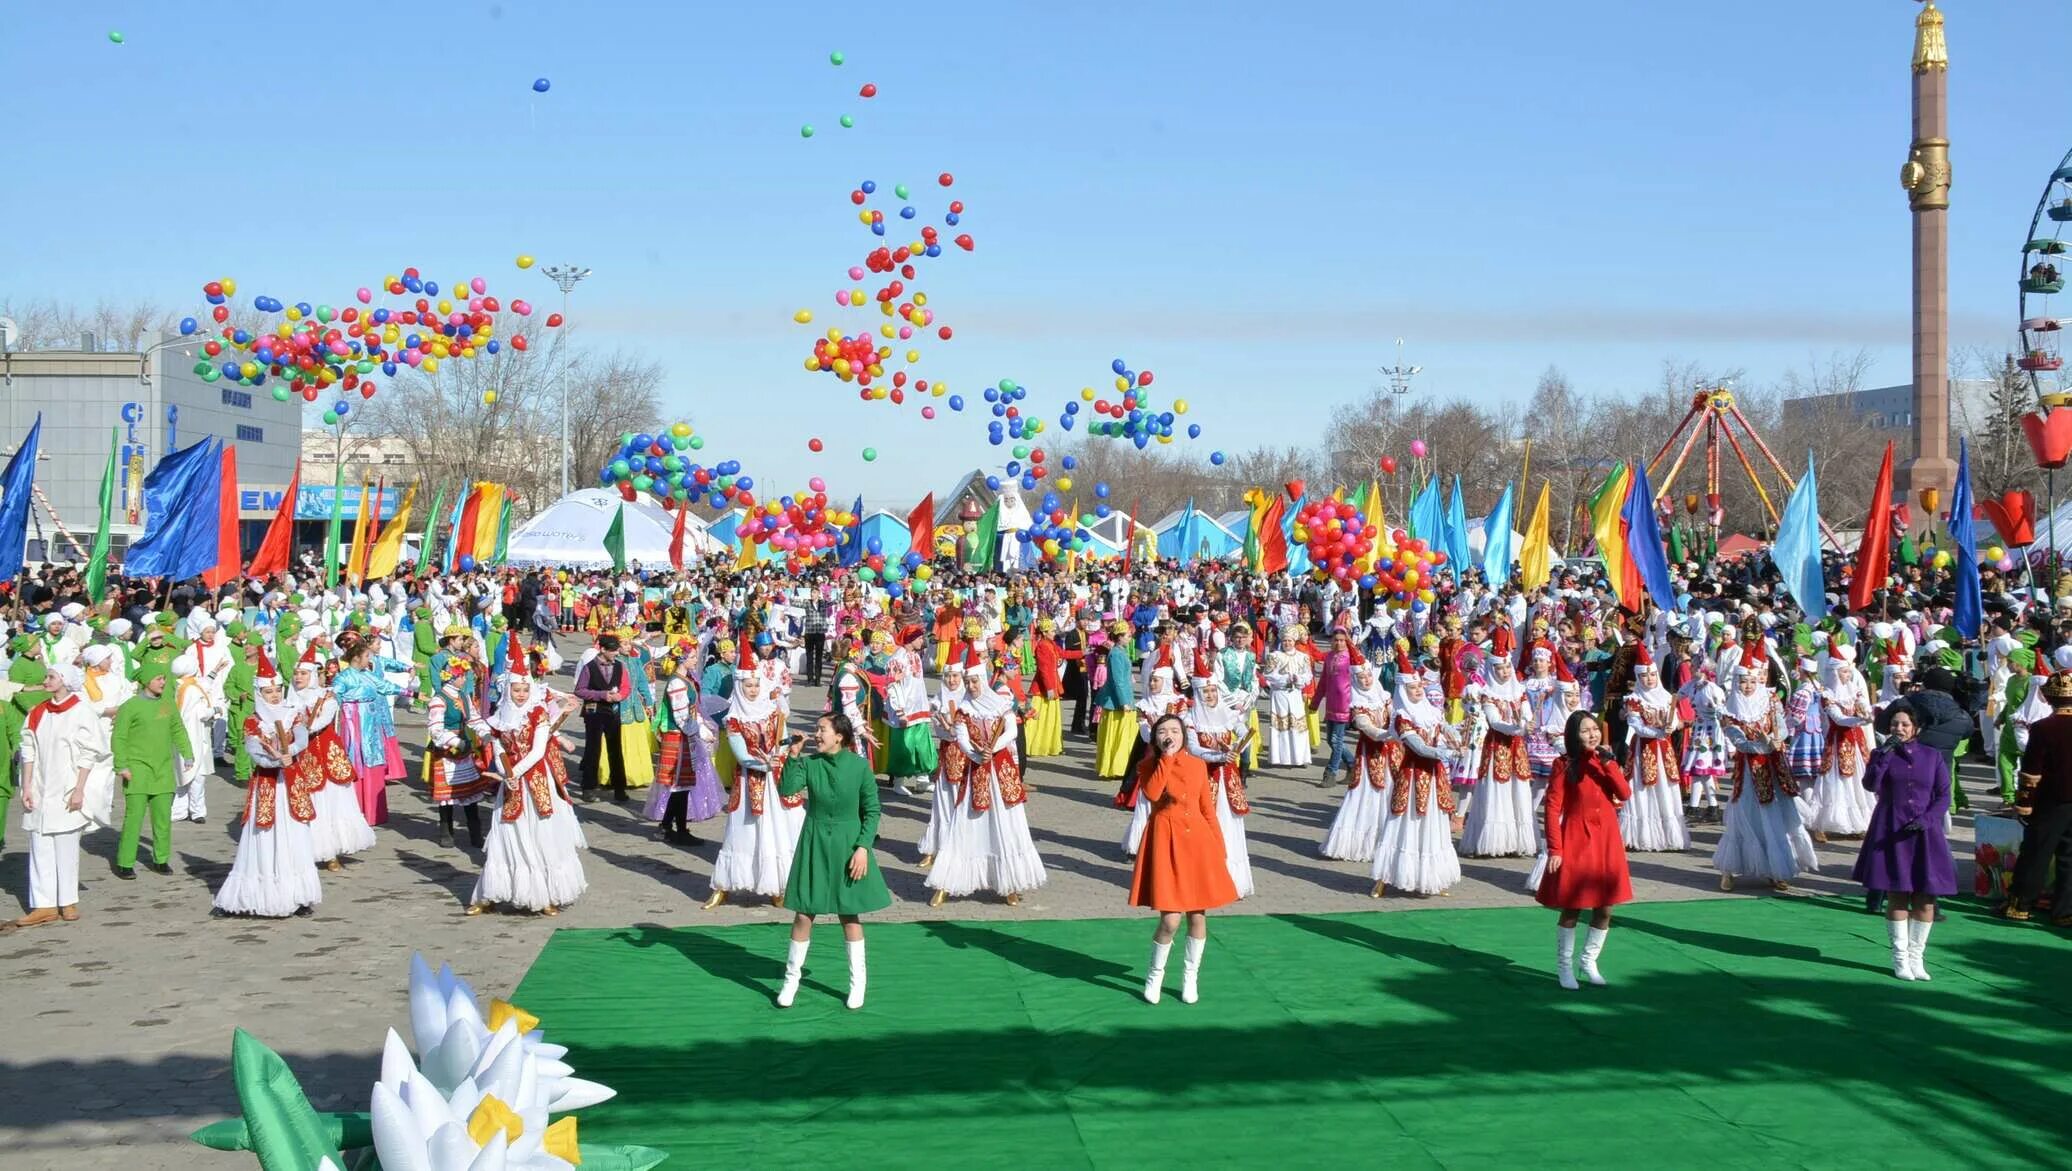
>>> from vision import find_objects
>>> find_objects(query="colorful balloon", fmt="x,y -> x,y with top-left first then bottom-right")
532,78 -> 551,93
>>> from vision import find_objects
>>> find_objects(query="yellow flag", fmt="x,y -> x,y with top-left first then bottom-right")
346,482 -> 373,586
1588,463 -> 1632,592
1520,481 -> 1553,590
364,482 -> 418,580
1357,479 -> 1387,575
734,511 -> 758,570
470,483 -> 505,560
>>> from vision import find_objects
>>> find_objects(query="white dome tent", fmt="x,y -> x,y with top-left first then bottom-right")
502,489 -> 720,569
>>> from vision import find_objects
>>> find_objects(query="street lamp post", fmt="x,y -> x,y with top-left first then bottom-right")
539,265 -> 591,499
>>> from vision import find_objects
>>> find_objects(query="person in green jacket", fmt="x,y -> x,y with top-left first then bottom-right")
0,636 -> 53,852
222,627 -> 257,784
410,604 -> 438,709
112,666 -> 180,877
773,711 -> 891,1012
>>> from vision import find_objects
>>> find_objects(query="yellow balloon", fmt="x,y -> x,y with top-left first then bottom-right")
916,565 -> 934,581
833,358 -> 853,376
482,390 -> 499,404
879,301 -> 895,317
857,209 -> 873,225
285,306 -> 303,321
422,356 -> 440,373
794,309 -> 814,324
906,349 -> 920,362
851,287 -> 865,304
931,383 -> 946,397
1986,545 -> 2005,562
913,291 -> 928,307
437,299 -> 453,315
766,501 -> 782,515
826,327 -> 842,342
220,277 -> 238,296
1156,433 -> 1172,444
1080,387 -> 1095,401
879,323 -> 897,339
1057,476 -> 1073,491
516,255 -> 535,269
239,361 -> 258,379
1174,399 -> 1189,414
1115,376 -> 1131,393
461,346 -> 476,359
805,356 -> 823,371
275,322 -> 293,338
383,326 -> 400,344
1418,589 -> 1436,604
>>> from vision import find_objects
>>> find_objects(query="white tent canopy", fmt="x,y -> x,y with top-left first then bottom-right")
503,489 -> 720,569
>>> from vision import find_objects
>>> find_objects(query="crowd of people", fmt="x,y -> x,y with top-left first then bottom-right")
4,545 -> 2069,1005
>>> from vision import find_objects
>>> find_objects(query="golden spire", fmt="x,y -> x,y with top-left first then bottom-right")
1913,1 -> 1947,73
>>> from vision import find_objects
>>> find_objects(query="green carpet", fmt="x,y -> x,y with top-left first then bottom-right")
513,899 -> 2072,1169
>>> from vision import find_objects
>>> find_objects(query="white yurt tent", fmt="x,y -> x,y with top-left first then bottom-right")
503,489 -> 719,569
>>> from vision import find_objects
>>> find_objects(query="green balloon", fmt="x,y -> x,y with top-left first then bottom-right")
800,124 -> 815,138
633,474 -> 653,491
894,184 -> 909,200
829,50 -> 844,65
859,568 -> 877,582
315,305 -> 333,323
611,459 -> 631,477
322,410 -> 339,425
862,447 -> 878,462
1012,445 -> 1030,460
997,378 -> 1014,392
271,387 -> 290,402
662,455 -> 682,472
840,114 -> 855,128
688,435 -> 705,449
108,31 -> 124,43
356,360 -> 375,374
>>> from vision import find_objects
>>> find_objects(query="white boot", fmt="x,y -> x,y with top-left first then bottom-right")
1907,919 -> 1933,982
1887,919 -> 1915,981
846,939 -> 867,1009
776,939 -> 809,1007
1578,926 -> 1609,986
1556,926 -> 1579,990
1143,940 -> 1171,1005
1180,937 -> 1206,1004
895,777 -> 922,797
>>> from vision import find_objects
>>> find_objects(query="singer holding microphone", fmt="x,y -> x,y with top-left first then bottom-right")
1535,711 -> 1633,990
773,713 -> 892,1011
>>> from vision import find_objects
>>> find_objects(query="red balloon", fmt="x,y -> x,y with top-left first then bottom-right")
203,340 -> 222,356
860,83 -> 878,98
954,234 -> 974,251
545,313 -> 564,327
851,190 -> 866,205
511,335 -> 529,351
1138,370 -> 1153,386
948,200 -> 964,214
937,325 -> 953,340
212,305 -> 230,323
1380,456 -> 1398,474
359,385 -> 375,399
938,172 -> 954,186
203,281 -> 223,297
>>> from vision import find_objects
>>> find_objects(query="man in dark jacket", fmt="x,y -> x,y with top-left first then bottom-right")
2005,672 -> 2072,924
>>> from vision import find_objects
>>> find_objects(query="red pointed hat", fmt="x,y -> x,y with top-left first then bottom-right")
253,646 -> 278,681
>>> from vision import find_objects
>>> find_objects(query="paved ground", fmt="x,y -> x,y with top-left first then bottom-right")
0,650 -> 1996,1170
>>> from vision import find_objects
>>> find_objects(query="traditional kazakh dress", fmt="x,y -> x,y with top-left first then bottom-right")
423,677 -> 496,810
918,678 -> 967,862
1322,686 -> 1393,863
1188,693 -> 1254,898
214,703 -> 320,918
472,688 -> 587,912
332,663 -> 408,826
597,647 -> 657,790
1370,683 -> 1462,895
710,687 -> 806,899
928,675 -> 1048,900
884,654 -> 940,787
1460,672 -> 1536,857
1800,662 -> 1877,836
1620,675 -> 1690,852
643,675 -> 726,826
294,681 -> 373,864
1680,676 -> 1730,811
1093,642 -> 1139,778
1219,645 -> 1262,772
1714,684 -> 1819,884
1263,649 -> 1313,767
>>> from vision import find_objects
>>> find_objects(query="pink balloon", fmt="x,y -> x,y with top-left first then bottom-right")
511,300 -> 532,316
470,276 -> 487,294
808,476 -> 827,492
848,266 -> 866,281
355,287 -> 372,304
898,325 -> 913,339
921,405 -> 936,419
1409,439 -> 1429,458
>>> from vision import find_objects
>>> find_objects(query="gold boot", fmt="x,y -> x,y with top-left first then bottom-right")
1005,893 -> 1021,907
1718,874 -> 1734,892
702,890 -> 728,911
326,859 -> 344,873
772,892 -> 785,909
1370,880 -> 1387,899
541,905 -> 559,917
918,854 -> 934,870
929,889 -> 948,908
464,903 -> 488,917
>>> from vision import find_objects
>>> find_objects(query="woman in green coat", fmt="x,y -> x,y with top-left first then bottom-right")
776,712 -> 892,1010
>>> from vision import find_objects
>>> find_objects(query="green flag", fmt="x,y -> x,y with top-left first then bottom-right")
84,427 -> 118,603
603,502 -> 627,572
492,497 -> 513,565
1668,524 -> 1686,566
415,485 -> 445,576
965,498 -> 999,570
323,461 -> 347,588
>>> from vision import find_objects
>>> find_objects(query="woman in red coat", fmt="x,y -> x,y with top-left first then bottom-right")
1536,711 -> 1634,990
1129,714 -> 1240,1005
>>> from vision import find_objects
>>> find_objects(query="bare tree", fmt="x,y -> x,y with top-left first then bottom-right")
0,298 -> 180,350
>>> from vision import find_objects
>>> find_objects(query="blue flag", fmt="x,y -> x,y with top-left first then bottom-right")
1282,494 -> 1311,574
1408,478 -> 1443,543
122,436 -> 217,578
1622,459 -> 1680,611
1771,452 -> 1827,623
0,414 -> 42,581
167,442 -> 224,582
1443,476 -> 1471,583
1480,482 -> 1516,585
1159,497 -> 1201,565
837,494 -> 864,567
1950,438 -> 1983,638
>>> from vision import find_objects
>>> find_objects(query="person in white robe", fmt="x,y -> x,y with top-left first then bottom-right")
6,666 -> 112,930
927,666 -> 1048,906
469,664 -> 587,915
213,656 -> 322,918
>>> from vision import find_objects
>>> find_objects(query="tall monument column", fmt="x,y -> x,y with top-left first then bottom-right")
1899,1 -> 1955,509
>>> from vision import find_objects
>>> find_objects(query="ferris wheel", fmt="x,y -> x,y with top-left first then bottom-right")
2019,149 -> 2072,401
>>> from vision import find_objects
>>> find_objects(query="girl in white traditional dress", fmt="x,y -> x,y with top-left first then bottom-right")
705,670 -> 805,909
1783,655 -> 1832,839
1460,651 -> 1536,857
1262,631 -> 1313,767
1185,675 -> 1254,898
1714,665 -> 1819,891
214,653 -> 322,918
468,659 -> 587,916
1122,667 -> 1190,856
293,654 -> 374,870
917,663 -> 967,870
1800,645 -> 1877,837
1620,650 -> 1690,852
1322,663 -> 1393,862
1679,662 -> 1730,822
1370,668 -> 1462,898
927,665 -> 1048,907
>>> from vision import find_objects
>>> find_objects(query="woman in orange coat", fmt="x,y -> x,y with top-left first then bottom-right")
1535,711 -> 1634,990
1128,714 -> 1239,1005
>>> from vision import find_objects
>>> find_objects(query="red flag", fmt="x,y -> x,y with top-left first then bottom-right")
246,470 -> 299,580
1848,440 -> 1895,612
907,492 -> 936,561
1259,494 -> 1291,575
669,503 -> 688,571
203,444 -> 241,589
1122,500 -> 1140,572
453,485 -> 484,568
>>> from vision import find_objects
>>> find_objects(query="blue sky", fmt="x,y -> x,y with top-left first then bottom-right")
0,2 -> 2051,504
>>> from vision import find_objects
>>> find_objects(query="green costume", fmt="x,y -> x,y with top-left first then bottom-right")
1998,660 -> 2038,804
113,672 -> 180,869
411,609 -> 438,699
224,635 -> 257,784
778,749 -> 891,916
0,642 -> 53,851
274,612 -> 303,685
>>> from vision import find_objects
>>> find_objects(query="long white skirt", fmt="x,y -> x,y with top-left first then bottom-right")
214,782 -> 323,918
1321,779 -> 1389,862
1370,794 -> 1462,895
709,791 -> 806,898
1266,690 -> 1310,766
1458,777 -> 1537,858
1122,796 -> 1151,856
1799,763 -> 1876,835
308,783 -> 376,863
1524,780 -> 1551,891
1619,779 -> 1691,852
1713,786 -> 1819,882
471,791 -> 588,911
1216,783 -> 1254,898
925,772 -> 1048,897
918,761 -> 959,859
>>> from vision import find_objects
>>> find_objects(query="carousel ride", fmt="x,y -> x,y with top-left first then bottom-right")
1643,384 -> 1840,550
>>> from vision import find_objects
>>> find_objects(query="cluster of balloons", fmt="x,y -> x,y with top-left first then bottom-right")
1015,489 -> 1096,563
797,176 -> 971,423
1061,357 -> 1199,452
1364,530 -> 1448,612
596,423 -> 760,511
1291,497 -> 1374,585
182,269 -> 559,423
1984,544 -> 2019,573
739,483 -> 856,567
1292,497 -> 1453,606
984,378 -> 1043,450
984,448 -> 1073,495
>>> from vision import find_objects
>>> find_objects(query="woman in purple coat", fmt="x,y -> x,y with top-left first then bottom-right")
1851,708 -> 1956,983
